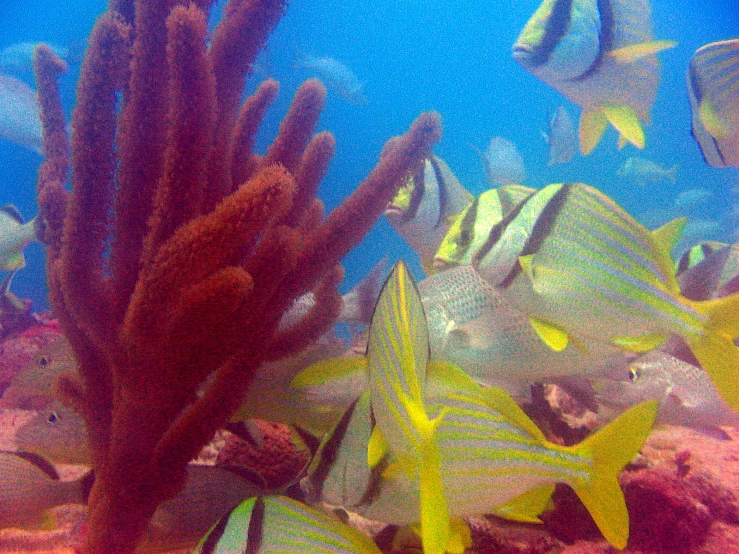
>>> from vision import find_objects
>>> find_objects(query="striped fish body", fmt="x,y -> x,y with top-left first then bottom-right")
513,0 -> 666,153
385,156 -> 472,271
435,185 -> 535,270
475,183 -> 704,343
688,39 -> 739,167
473,182 -> 739,409
194,495 -> 381,553
304,360 -> 658,550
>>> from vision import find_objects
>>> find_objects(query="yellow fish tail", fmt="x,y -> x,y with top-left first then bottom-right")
687,292 -> 739,410
570,400 -> 659,550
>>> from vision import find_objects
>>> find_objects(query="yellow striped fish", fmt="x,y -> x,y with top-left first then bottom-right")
687,39 -> 739,167
385,156 -> 472,273
513,0 -> 676,154
302,354 -> 658,550
366,260 -> 453,554
471,182 -> 739,409
435,185 -> 535,271
193,495 -> 381,553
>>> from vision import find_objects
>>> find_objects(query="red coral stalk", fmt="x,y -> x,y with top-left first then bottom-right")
35,1 -> 442,552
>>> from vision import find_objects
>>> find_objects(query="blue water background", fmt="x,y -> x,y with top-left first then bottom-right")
0,0 -> 737,312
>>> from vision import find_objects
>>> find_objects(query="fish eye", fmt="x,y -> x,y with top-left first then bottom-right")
629,367 -> 641,382
47,412 -> 59,424
39,356 -> 49,367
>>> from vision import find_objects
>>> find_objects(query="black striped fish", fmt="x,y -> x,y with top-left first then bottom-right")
385,156 -> 472,273
513,0 -> 676,154
301,348 -> 658,551
434,185 -> 535,270
471,182 -> 739,409
688,39 -> 739,167
193,495 -> 381,553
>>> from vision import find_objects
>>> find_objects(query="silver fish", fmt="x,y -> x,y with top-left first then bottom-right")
545,105 -> 577,165
295,50 -> 367,105
616,156 -> 678,185
0,75 -> 43,153
475,136 -> 526,187
598,351 -> 739,439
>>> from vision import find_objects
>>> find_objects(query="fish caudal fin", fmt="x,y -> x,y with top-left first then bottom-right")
570,400 -> 658,549
687,292 -> 739,410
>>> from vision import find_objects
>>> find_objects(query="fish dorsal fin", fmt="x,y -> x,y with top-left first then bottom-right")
0,204 -> 24,224
529,316 -> 569,352
602,104 -> 645,149
652,216 -> 687,255
579,109 -> 608,155
478,387 -> 548,442
608,40 -> 678,63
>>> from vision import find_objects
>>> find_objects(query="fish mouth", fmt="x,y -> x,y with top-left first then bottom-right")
384,206 -> 407,222
512,43 -> 534,65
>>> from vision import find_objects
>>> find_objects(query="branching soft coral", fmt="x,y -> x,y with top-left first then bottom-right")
33,1 -> 441,552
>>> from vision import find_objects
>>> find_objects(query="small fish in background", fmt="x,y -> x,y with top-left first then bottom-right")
473,136 -> 527,187
598,351 -> 739,440
673,188 -> 714,212
0,74 -> 43,153
616,156 -> 678,185
687,39 -> 739,167
294,49 -> 367,105
0,41 -> 83,76
0,205 -> 42,271
0,450 -> 91,530
14,400 -> 91,465
0,270 -> 36,338
513,0 -> 676,154
193,495 -> 381,554
544,105 -> 577,165
385,156 -> 472,272
0,336 -> 77,410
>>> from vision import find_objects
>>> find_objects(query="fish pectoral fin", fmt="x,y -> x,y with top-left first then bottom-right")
610,333 -> 667,353
367,425 -> 390,468
699,101 -> 731,138
579,109 -> 608,155
608,40 -> 678,63
602,104 -> 645,149
529,317 -> 570,352
570,400 -> 659,549
291,357 -> 368,388
491,484 -> 555,523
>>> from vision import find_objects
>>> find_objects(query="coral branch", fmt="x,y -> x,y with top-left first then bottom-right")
35,1 -> 443,552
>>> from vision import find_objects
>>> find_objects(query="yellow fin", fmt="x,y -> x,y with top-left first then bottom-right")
480,387 -> 548,442
418,434 -> 450,554
699,101 -> 731,138
447,518 -> 472,554
291,357 -> 368,388
3,251 -> 25,271
602,104 -> 645,149
529,317 -> 569,352
608,40 -> 678,62
492,484 -> 555,523
611,333 -> 667,353
518,254 -> 535,283
570,400 -> 658,549
687,292 -> 739,410
367,426 -> 390,468
617,133 -> 628,150
652,217 -> 687,255
579,109 -> 608,155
